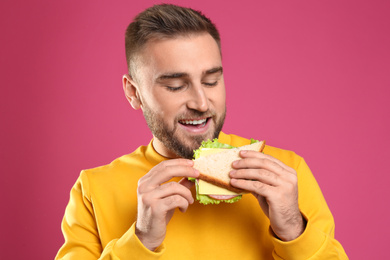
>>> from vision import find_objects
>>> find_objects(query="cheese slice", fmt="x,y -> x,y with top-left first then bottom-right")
197,148 -> 241,196
198,179 -> 240,195
197,148 -> 227,157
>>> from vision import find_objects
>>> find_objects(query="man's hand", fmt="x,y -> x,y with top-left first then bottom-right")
135,159 -> 199,251
230,150 -> 305,241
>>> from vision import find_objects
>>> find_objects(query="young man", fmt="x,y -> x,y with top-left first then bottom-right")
56,4 -> 347,259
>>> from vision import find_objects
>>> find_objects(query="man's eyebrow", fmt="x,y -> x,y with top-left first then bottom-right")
204,66 -> 223,75
156,66 -> 223,81
156,72 -> 189,81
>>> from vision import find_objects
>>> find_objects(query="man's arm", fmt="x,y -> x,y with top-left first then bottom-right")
56,159 -> 199,259
230,150 -> 348,259
135,159 -> 198,251
55,174 -> 102,260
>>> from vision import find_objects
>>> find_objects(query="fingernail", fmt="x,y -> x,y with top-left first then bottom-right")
188,160 -> 194,165
230,170 -> 236,177
241,150 -> 247,155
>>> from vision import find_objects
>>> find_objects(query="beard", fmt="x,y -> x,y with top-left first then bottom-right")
142,105 -> 226,159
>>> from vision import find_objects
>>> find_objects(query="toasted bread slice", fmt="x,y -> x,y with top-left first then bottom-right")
193,141 -> 265,193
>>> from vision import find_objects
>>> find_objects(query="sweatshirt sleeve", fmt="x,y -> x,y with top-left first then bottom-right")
55,173 -> 165,260
271,157 -> 348,259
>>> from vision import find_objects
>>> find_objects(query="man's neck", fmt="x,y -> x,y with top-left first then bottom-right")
152,137 -> 179,159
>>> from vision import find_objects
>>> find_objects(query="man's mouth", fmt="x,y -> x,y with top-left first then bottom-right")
178,118 -> 210,128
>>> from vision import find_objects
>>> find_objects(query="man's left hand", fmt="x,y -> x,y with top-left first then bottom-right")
230,150 -> 306,241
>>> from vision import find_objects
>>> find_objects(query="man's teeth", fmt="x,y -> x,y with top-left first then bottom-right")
180,119 -> 207,125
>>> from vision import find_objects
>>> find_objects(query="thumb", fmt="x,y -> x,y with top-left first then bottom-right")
179,177 -> 195,190
254,193 -> 270,218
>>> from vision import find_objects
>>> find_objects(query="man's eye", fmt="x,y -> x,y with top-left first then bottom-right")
166,86 -> 184,92
203,81 -> 218,87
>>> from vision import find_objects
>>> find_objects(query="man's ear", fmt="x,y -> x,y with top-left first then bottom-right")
123,74 -> 142,110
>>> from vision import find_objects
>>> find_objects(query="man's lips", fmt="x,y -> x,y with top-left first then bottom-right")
178,118 -> 209,126
178,117 -> 211,132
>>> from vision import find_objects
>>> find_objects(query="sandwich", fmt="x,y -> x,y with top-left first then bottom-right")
191,138 -> 265,205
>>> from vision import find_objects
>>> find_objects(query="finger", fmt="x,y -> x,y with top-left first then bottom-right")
230,178 -> 275,197
148,164 -> 199,187
232,157 -> 286,177
160,158 -> 195,167
179,177 -> 195,190
239,150 -> 295,173
156,194 -> 191,214
155,181 -> 195,204
145,159 -> 195,181
230,169 -> 280,186
256,195 -> 270,217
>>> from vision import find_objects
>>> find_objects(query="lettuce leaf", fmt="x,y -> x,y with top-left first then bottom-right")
198,193 -> 242,205
193,138 -> 235,159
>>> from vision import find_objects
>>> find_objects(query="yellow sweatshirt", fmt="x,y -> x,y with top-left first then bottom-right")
56,132 -> 348,259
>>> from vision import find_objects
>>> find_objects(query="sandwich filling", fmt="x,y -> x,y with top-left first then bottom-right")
198,179 -> 239,200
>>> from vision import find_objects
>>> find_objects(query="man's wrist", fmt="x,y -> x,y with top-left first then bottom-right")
274,213 -> 307,241
135,225 -> 161,251
286,214 -> 307,241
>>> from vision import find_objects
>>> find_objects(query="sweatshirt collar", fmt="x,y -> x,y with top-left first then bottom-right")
144,138 -> 169,166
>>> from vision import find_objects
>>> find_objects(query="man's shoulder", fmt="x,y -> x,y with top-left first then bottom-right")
71,145 -> 151,206
263,144 -> 302,168
80,144 -> 151,182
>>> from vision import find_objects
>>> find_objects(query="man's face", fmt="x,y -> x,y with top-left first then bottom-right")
131,33 -> 226,159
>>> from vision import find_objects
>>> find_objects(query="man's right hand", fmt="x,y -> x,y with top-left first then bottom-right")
135,159 -> 199,251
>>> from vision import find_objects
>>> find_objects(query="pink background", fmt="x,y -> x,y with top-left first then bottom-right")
1,0 -> 389,259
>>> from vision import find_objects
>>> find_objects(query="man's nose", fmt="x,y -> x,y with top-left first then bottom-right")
186,84 -> 209,112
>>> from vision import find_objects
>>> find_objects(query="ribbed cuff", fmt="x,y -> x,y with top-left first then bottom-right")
270,215 -> 326,260
113,222 -> 165,259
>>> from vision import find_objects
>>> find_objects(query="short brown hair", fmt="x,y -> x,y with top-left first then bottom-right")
125,4 -> 221,76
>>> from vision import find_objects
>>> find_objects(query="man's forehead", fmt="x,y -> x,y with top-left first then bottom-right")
139,33 -> 219,58
135,33 -> 222,80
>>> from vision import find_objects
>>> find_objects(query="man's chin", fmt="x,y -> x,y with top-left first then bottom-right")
173,130 -> 218,156
175,134 -> 202,148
